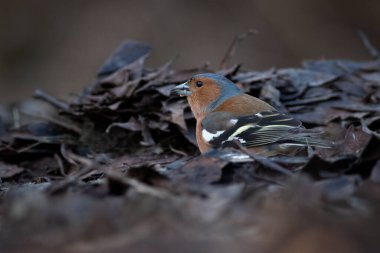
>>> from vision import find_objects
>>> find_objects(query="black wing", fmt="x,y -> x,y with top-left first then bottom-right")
205,111 -> 330,148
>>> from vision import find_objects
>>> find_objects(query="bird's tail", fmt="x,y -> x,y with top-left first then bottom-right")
284,129 -> 334,148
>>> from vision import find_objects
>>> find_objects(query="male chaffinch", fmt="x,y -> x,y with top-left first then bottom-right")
172,73 -> 331,156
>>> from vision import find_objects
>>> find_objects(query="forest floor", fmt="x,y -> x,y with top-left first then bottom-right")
1,38 -> 380,253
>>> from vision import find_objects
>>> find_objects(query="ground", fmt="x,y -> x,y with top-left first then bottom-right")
0,39 -> 380,253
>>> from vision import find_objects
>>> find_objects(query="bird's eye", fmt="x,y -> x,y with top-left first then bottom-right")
196,81 -> 204,88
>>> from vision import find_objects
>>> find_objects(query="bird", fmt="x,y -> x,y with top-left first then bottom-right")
171,73 -> 332,156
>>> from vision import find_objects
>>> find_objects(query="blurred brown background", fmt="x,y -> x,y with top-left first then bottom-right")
0,0 -> 379,103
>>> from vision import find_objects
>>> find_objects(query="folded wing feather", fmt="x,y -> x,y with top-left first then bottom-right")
202,111 -> 331,148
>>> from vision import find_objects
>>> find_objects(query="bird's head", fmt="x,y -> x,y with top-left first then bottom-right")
172,73 -> 242,117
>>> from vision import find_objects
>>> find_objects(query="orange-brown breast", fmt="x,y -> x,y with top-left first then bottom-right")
196,119 -> 212,153
187,79 -> 223,153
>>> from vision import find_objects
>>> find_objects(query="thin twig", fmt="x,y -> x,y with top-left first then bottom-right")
46,161 -> 98,194
23,112 -> 82,134
231,141 -> 293,176
169,145 -> 188,157
357,30 -> 380,59
60,144 -> 79,167
219,29 -> 258,70
54,153 -> 67,176
16,142 -> 42,153
106,170 -> 170,199
34,89 -> 71,111
283,93 -> 340,106
12,107 -> 21,128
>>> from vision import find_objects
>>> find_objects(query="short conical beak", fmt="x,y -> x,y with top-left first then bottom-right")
171,82 -> 192,97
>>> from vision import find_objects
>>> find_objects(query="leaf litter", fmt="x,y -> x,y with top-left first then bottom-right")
0,37 -> 380,253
